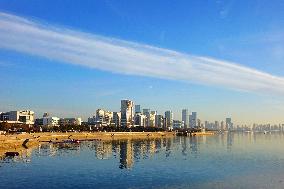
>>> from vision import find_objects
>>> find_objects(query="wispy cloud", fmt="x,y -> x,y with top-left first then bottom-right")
1,12 -> 284,95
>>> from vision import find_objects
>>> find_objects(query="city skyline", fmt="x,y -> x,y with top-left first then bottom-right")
1,1 -> 284,124
2,99 -> 284,129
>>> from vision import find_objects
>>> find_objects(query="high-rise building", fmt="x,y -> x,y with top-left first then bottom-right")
164,111 -> 173,130
134,113 -> 146,127
205,121 -> 209,129
135,105 -> 141,114
142,109 -> 150,115
112,112 -> 121,128
226,118 -> 233,130
121,99 -> 134,128
173,120 -> 183,129
163,117 -> 168,130
43,117 -> 60,127
96,109 -> 105,124
221,121 -> 225,130
93,109 -> 113,126
150,111 -> 157,127
155,115 -> 164,128
182,109 -> 189,129
197,119 -> 201,128
151,111 -> 157,114
143,109 -> 150,127
189,112 -> 197,128
43,112 -> 50,118
214,121 -> 219,130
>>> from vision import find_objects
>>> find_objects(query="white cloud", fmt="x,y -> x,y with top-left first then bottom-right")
1,12 -> 284,95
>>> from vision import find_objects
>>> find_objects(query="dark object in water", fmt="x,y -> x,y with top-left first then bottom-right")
54,139 -> 80,144
22,139 -> 29,149
71,139 -> 80,144
5,152 -> 19,157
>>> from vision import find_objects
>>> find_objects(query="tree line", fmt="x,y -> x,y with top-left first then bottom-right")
0,122 -> 166,133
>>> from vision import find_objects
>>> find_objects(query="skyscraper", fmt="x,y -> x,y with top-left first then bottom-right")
155,114 -> 164,128
134,113 -> 146,127
142,109 -> 150,115
221,121 -> 225,130
95,109 -> 105,124
135,105 -> 141,114
182,109 -> 189,129
165,111 -> 173,130
150,111 -> 157,127
226,118 -> 233,130
121,99 -> 134,128
189,112 -> 197,128
214,121 -> 219,130
143,109 -> 150,127
112,112 -> 121,128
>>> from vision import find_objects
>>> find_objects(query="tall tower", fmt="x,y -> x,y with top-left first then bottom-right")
112,112 -> 121,128
43,112 -> 50,118
226,118 -> 233,130
189,112 -> 197,128
150,111 -> 157,127
135,105 -> 141,114
165,111 -> 173,130
182,109 -> 189,129
121,99 -> 134,128
143,109 -> 150,127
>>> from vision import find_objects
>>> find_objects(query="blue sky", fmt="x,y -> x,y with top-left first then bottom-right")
0,0 -> 284,124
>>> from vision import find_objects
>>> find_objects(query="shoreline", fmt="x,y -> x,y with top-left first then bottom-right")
0,132 -> 174,157
0,131 -> 214,157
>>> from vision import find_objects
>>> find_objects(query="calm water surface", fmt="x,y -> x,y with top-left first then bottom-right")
1,133 -> 284,189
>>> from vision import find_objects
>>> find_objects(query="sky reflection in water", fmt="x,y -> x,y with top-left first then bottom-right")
1,133 -> 284,189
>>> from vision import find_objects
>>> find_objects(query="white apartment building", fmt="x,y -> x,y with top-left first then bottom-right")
149,111 -> 156,127
0,110 -> 35,124
134,113 -> 146,127
60,118 -> 82,126
43,117 -> 60,127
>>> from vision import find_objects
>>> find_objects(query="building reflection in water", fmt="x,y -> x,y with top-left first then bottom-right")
119,140 -> 134,169
0,134 -> 240,168
189,136 -> 198,156
226,132 -> 234,151
0,147 -> 33,163
0,137 -> 195,167
181,137 -> 188,156
165,138 -> 172,157
95,141 -> 112,160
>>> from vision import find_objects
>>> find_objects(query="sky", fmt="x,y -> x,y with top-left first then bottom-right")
0,0 -> 284,124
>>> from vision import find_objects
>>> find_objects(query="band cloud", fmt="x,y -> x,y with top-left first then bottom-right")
1,12 -> 284,95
